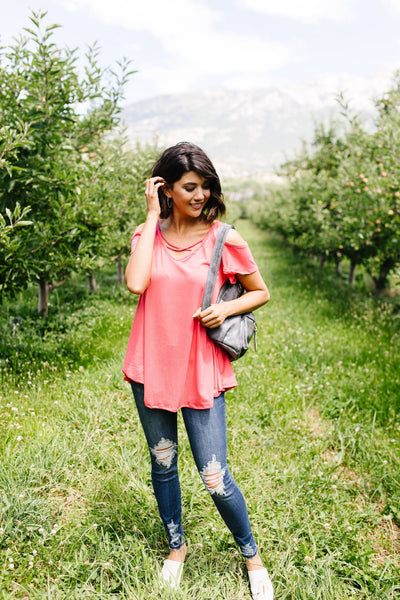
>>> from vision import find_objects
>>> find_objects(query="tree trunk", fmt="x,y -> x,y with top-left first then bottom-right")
348,261 -> 356,284
335,256 -> 342,276
88,273 -> 97,292
319,255 -> 326,269
373,260 -> 393,296
116,260 -> 124,285
373,277 -> 388,296
38,280 -> 49,315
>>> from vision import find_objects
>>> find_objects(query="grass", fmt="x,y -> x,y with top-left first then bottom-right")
0,220 -> 399,599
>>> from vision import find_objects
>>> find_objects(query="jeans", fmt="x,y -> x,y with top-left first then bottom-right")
130,381 -> 258,559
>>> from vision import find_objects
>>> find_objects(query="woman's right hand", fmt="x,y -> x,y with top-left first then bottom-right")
145,177 -> 165,217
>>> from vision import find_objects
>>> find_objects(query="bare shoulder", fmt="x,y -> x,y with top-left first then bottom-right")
135,223 -> 145,234
226,227 -> 247,245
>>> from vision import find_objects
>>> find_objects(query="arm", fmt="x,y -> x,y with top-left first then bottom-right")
125,177 -> 164,295
193,228 -> 270,328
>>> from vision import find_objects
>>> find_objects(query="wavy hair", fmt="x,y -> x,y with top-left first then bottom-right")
152,142 -> 226,222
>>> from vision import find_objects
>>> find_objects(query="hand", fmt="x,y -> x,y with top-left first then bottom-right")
145,176 -> 165,216
193,304 -> 228,328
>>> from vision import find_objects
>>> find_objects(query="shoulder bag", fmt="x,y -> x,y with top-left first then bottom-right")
201,223 -> 257,361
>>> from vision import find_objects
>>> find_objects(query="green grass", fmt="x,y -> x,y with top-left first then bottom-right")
0,222 -> 399,599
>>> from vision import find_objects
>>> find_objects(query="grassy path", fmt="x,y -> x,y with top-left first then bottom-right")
0,221 -> 399,599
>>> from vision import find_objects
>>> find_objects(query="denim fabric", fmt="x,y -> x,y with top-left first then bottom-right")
130,381 -> 258,558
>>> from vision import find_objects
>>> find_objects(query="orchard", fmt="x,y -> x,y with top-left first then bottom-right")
0,11 -> 159,313
252,82 -> 400,295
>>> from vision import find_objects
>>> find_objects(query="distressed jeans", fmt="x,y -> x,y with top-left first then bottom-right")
130,381 -> 258,559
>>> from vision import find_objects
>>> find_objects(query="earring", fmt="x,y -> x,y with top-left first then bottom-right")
167,196 -> 172,208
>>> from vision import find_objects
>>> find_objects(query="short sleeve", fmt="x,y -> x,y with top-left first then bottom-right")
221,241 -> 258,283
130,226 -> 143,254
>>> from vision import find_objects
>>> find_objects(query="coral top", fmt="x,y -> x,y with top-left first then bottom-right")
122,220 -> 257,412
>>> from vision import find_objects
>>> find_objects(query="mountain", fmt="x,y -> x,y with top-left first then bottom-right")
122,74 -> 391,177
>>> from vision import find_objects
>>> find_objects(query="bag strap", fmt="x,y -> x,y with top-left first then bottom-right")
201,223 -> 232,311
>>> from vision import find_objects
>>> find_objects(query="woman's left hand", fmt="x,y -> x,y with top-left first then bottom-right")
192,304 -> 228,328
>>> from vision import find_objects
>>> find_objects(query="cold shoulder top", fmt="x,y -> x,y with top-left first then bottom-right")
122,220 -> 257,411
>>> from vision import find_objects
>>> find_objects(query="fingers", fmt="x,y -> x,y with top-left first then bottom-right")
145,176 -> 165,194
193,306 -> 226,328
145,176 -> 166,215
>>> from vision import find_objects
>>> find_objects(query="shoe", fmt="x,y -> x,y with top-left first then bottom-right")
160,558 -> 184,589
248,567 -> 274,600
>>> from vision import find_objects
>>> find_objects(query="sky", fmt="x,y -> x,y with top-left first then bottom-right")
2,0 -> 400,107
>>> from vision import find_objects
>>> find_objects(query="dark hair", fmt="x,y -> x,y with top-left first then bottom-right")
152,142 -> 226,222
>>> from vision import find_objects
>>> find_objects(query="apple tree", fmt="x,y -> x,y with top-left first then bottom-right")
0,11 -> 133,313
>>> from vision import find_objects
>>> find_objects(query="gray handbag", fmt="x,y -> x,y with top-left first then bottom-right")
201,223 -> 257,361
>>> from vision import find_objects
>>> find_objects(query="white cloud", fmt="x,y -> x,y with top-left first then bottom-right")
56,0 -> 299,97
238,0 -> 358,23
58,0 -> 220,37
383,0 -> 400,12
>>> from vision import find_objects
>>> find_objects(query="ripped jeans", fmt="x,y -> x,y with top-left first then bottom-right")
130,381 -> 258,559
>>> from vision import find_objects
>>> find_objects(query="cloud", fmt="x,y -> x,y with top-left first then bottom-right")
384,0 -> 400,12
238,0 -> 358,23
59,0 -> 220,37
57,0 -> 300,96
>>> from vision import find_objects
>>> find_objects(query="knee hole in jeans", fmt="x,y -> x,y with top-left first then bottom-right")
200,454 -> 226,496
150,437 -> 177,469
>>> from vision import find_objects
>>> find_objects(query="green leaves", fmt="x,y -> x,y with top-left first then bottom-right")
253,82 -> 400,294
0,203 -> 33,297
0,10 -> 155,310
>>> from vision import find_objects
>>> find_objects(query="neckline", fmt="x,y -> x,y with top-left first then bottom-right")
157,221 -> 218,261
158,229 -> 204,252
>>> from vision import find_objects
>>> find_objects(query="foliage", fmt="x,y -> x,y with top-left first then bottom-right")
0,119 -> 33,297
0,11 -> 136,310
0,203 -> 33,297
251,80 -> 400,293
98,138 -> 160,269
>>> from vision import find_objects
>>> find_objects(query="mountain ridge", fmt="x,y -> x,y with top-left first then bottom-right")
122,74 -> 391,177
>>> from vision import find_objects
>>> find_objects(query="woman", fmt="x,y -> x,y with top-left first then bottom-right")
123,142 -> 273,599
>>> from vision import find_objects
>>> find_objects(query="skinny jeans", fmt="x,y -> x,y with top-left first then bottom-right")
130,381 -> 258,559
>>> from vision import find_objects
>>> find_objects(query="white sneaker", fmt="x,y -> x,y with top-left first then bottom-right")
248,567 -> 274,600
160,559 -> 184,589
